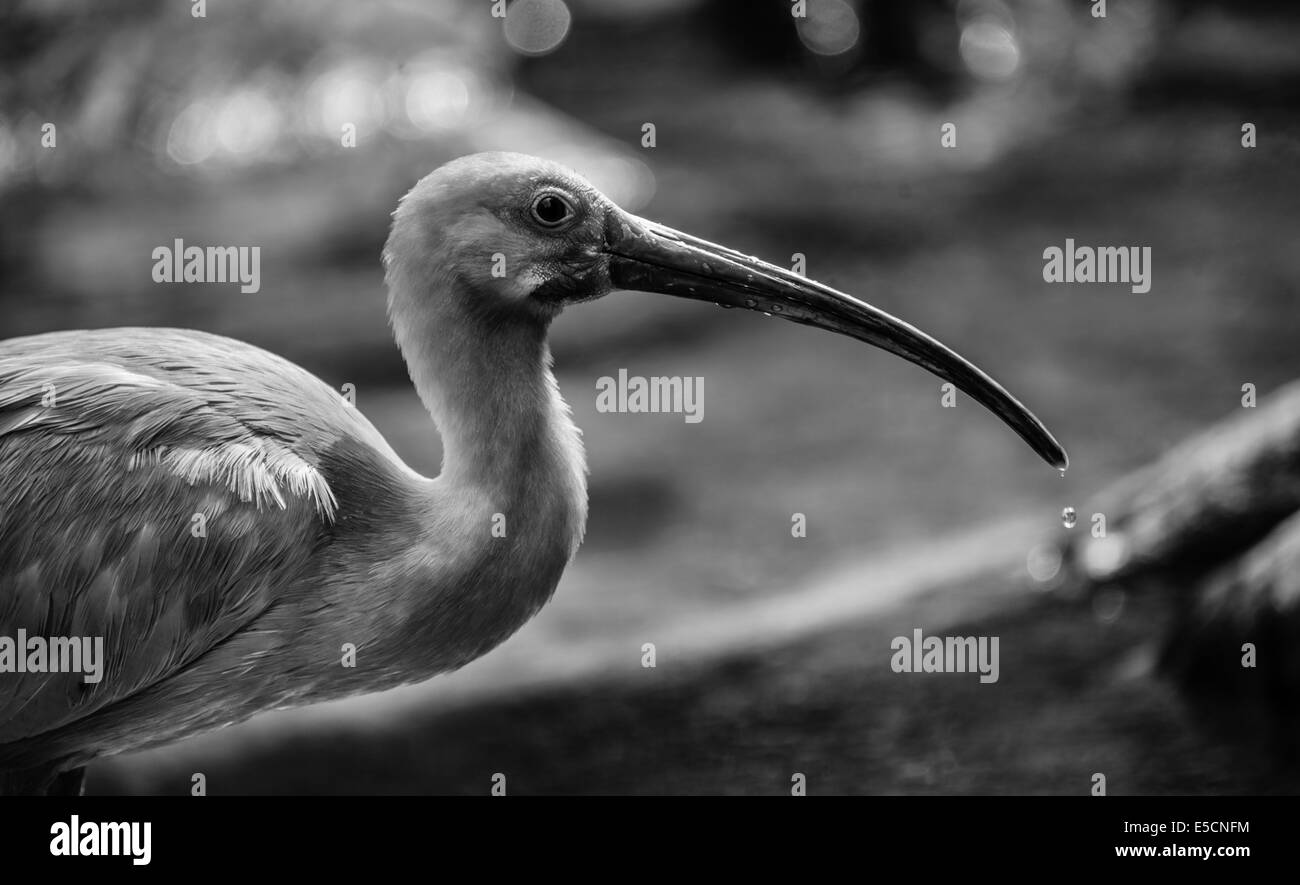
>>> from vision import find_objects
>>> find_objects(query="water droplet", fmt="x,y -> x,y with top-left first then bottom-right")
1058,468 -> 1066,479
720,303 -> 732,309
744,299 -> 757,309
762,312 -> 773,317
1061,506 -> 1077,529
771,304 -> 783,313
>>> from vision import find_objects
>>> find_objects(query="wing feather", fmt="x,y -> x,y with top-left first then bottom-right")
0,330 -> 357,745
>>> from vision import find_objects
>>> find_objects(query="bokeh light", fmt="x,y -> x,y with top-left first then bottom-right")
1091,586 -> 1127,624
215,88 -> 282,157
1026,543 -> 1063,584
304,60 -> 386,141
504,0 -> 572,57
404,68 -> 471,133
796,0 -> 861,57
959,20 -> 1021,81
165,100 -> 219,166
1081,534 -> 1130,580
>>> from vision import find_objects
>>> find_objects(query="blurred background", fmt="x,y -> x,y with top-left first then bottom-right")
2,0 -> 1299,794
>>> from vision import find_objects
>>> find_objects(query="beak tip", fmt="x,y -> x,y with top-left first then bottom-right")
1050,447 -> 1069,472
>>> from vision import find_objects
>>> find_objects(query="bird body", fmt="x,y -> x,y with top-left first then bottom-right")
0,153 -> 1062,793
0,325 -> 584,786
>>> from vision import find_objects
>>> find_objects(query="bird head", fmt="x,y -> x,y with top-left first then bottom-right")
386,151 -> 1067,470
386,152 -> 615,320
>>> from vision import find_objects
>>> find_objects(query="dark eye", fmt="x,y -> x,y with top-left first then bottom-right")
531,193 -> 574,228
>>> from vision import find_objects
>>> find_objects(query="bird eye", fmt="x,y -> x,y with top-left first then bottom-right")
530,193 -> 574,228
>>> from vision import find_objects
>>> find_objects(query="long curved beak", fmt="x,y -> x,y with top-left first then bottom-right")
603,210 -> 1068,470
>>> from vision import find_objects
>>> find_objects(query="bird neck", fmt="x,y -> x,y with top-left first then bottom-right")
387,269 -> 588,553
377,276 -> 589,673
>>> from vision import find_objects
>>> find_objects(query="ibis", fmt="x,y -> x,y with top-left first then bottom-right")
0,152 -> 1066,795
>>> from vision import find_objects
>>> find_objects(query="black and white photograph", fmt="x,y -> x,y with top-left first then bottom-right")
0,0 -> 1295,862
